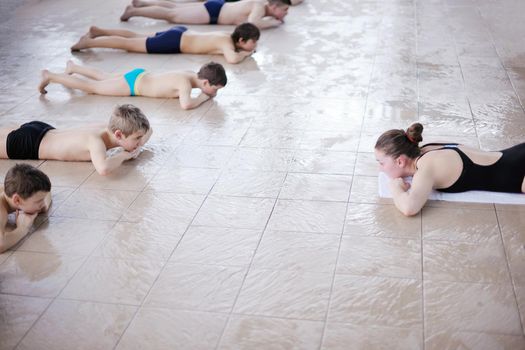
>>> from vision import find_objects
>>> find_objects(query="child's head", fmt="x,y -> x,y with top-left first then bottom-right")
4,164 -> 51,214
267,0 -> 290,21
109,104 -> 150,152
231,23 -> 260,52
374,123 -> 423,178
197,62 -> 227,96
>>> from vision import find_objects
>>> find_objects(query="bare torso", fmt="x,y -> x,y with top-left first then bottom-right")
39,125 -> 115,161
181,31 -> 234,55
219,0 -> 263,24
135,71 -> 195,98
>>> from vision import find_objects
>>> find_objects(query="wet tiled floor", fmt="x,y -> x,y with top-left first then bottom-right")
1,0 -> 525,349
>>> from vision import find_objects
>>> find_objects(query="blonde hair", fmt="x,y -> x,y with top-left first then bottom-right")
108,104 -> 150,136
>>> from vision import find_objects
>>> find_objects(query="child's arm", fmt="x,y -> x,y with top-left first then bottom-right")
89,138 -> 136,175
178,87 -> 211,110
0,211 -> 37,253
390,168 -> 434,216
247,6 -> 283,29
223,48 -> 254,64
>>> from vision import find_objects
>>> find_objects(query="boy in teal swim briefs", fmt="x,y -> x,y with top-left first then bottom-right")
38,60 -> 227,110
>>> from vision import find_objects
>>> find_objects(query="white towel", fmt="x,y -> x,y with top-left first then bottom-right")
378,172 -> 525,205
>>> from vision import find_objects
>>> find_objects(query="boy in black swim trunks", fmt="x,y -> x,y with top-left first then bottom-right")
0,104 -> 152,176
0,164 -> 51,253
71,23 -> 260,64
120,0 -> 290,29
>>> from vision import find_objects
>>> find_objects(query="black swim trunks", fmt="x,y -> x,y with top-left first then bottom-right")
6,121 -> 55,160
204,0 -> 225,24
145,26 -> 188,54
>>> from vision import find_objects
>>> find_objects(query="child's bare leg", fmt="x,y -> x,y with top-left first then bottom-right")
132,0 -> 178,8
89,26 -> 144,38
65,60 -> 118,80
39,70 -> 129,96
121,5 -> 178,22
71,35 -> 147,52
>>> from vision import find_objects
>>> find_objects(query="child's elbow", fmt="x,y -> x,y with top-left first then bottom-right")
400,208 -> 419,217
96,166 -> 110,176
180,102 -> 192,110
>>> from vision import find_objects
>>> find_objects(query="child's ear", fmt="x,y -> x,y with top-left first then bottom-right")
114,129 -> 124,140
202,79 -> 210,87
12,193 -> 21,206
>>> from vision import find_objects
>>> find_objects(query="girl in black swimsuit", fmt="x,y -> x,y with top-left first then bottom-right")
374,123 -> 525,216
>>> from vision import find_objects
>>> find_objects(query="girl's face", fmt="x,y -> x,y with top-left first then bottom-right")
374,149 -> 405,178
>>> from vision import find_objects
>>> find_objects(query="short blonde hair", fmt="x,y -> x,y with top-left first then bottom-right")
109,104 -> 150,136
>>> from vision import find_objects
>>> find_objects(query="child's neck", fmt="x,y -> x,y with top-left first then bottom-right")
190,75 -> 203,90
2,193 -> 16,213
104,129 -> 120,149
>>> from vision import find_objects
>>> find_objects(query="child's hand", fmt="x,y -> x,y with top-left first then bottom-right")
127,148 -> 142,160
15,210 -> 38,230
390,178 -> 410,192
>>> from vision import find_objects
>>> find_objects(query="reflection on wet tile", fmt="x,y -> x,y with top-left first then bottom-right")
424,280 -> 522,335
345,203 -> 421,239
122,192 -> 205,232
268,199 -> 347,234
18,299 -> 136,350
193,195 -> 275,229
234,269 -> 332,320
322,323 -> 422,350
146,167 -> 221,194
170,226 -> 262,266
146,263 -> 245,312
423,240 -> 510,283
349,176 -> 391,204
252,231 -> 339,273
337,236 -> 421,279
19,217 -> 114,256
92,221 -> 182,261
219,315 -> 324,350
212,169 -> 286,198
497,210 -> 525,285
117,308 -> 228,350
0,294 -> 51,350
60,257 -> 164,305
0,252 -> 85,297
290,150 -> 356,175
280,173 -> 352,202
329,275 -> 421,328
425,330 -> 525,350
53,188 -> 139,221
422,207 -> 500,242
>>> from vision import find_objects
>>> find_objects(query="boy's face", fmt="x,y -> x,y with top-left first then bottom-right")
15,191 -> 49,214
119,130 -> 146,152
202,81 -> 224,97
236,38 -> 257,52
270,4 -> 289,21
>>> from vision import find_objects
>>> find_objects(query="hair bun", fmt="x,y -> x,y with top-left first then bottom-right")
406,123 -> 423,144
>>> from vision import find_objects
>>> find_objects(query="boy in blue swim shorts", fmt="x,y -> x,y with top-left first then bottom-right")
38,60 -> 227,110
71,23 -> 260,64
120,0 -> 290,29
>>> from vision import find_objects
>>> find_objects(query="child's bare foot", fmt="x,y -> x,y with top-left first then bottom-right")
120,5 -> 134,21
38,70 -> 50,94
70,34 -> 90,51
65,60 -> 75,75
89,26 -> 105,38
